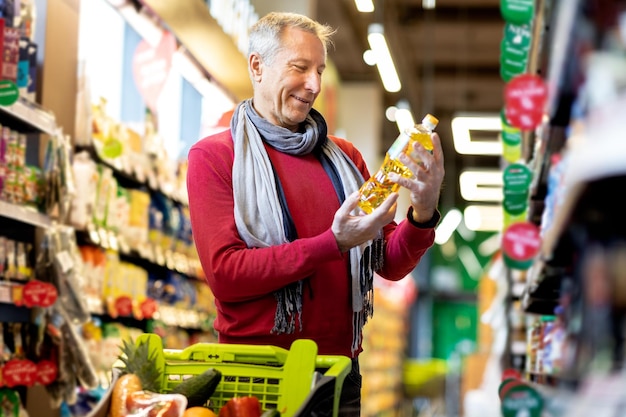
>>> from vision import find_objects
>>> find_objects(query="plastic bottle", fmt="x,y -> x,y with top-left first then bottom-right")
357,114 -> 439,214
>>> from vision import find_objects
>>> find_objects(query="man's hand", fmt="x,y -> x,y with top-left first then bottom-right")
389,132 -> 445,224
332,191 -> 398,252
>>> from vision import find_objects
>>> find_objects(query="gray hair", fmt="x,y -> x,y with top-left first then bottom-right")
248,12 -> 336,66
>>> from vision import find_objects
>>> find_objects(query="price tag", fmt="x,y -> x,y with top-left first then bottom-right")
108,230 -> 119,252
0,285 -> 11,303
98,227 -> 110,249
55,250 -> 75,274
87,222 -> 101,245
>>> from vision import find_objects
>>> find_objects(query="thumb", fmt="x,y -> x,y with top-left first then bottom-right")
339,191 -> 361,215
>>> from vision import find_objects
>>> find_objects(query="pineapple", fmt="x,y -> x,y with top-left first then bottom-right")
108,337 -> 164,417
117,337 -> 162,392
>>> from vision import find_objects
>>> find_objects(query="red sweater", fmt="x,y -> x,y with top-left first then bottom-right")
186,129 -> 435,358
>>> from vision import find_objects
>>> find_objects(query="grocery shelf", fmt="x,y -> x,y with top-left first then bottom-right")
0,200 -> 52,229
0,97 -> 57,135
138,0 -> 252,101
0,302 -> 32,323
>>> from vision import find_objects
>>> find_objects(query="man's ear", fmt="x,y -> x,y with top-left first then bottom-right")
249,53 -> 263,82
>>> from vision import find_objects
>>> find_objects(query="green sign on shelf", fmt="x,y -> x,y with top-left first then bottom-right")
500,0 -> 535,25
0,80 -> 19,106
501,383 -> 543,417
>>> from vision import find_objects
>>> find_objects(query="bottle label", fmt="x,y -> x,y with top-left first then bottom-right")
387,131 -> 410,159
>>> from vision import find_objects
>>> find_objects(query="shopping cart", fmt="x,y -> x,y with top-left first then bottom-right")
91,333 -> 351,417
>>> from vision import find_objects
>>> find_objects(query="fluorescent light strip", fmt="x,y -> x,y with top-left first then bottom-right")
395,108 -> 415,132
464,205 -> 503,232
451,115 -> 502,155
459,170 -> 503,202
458,245 -> 482,278
435,208 -> 463,245
355,0 -> 375,12
367,24 -> 401,93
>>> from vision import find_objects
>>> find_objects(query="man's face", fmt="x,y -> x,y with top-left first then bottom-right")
251,27 -> 326,132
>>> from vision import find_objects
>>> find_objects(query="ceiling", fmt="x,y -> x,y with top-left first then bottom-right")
315,0 -> 506,210
138,0 -> 507,212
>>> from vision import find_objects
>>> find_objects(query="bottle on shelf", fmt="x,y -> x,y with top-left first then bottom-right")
357,114 -> 439,214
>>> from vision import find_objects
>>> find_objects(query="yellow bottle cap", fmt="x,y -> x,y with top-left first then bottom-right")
422,114 -> 439,131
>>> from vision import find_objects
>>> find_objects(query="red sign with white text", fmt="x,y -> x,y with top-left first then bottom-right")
132,31 -> 176,113
504,74 -> 547,130
502,222 -> 541,261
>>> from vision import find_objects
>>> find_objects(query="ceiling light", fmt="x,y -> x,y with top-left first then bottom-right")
354,0 -> 375,13
459,169 -> 503,202
451,114 -> 502,155
394,108 -> 415,132
363,50 -> 377,66
367,24 -> 401,93
422,0 -> 436,9
435,208 -> 463,245
464,205 -> 503,232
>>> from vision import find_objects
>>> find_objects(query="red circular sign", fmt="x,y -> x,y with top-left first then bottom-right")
140,298 -> 158,320
504,74 -> 547,130
114,295 -> 133,317
2,359 -> 38,387
502,221 -> 541,261
23,280 -> 58,308
36,360 -> 59,386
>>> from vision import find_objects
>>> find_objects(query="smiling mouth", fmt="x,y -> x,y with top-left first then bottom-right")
293,95 -> 311,105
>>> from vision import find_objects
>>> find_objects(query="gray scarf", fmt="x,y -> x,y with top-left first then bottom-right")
231,99 -> 383,354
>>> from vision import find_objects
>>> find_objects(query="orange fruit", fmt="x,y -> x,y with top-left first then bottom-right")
183,407 -> 217,417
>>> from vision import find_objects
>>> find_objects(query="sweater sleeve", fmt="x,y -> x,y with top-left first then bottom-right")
186,137 -> 344,303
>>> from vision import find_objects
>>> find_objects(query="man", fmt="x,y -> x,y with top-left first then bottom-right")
186,11 -> 444,416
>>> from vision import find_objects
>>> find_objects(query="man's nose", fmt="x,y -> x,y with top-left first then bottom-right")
305,71 -> 321,95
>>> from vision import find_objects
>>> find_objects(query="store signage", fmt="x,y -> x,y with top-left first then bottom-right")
500,0 -> 535,25
36,360 -> 58,386
2,358 -> 38,387
500,108 -> 523,162
500,26 -> 530,82
132,31 -> 176,113
503,163 -> 532,192
140,297 -> 158,319
114,295 -> 133,317
0,80 -> 19,106
23,280 -> 58,308
501,383 -> 543,417
0,389 -> 20,416
502,221 -> 541,269
503,22 -> 532,50
504,74 -> 547,130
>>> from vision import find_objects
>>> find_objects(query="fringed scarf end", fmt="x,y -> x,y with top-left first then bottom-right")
271,280 -> 304,335
351,236 -> 384,354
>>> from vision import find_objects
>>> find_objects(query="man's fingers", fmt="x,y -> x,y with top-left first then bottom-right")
338,191 -> 360,216
371,192 -> 398,217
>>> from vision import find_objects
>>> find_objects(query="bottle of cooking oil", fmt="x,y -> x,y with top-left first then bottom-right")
358,114 -> 439,214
